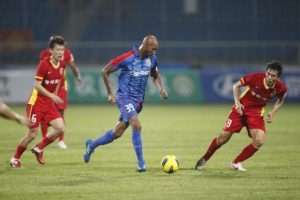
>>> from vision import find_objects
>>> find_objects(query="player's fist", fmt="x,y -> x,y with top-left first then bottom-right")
160,88 -> 168,100
266,112 -> 273,123
51,94 -> 64,104
108,94 -> 116,104
234,102 -> 244,115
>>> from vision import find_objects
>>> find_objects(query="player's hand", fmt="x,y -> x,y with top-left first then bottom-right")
235,102 -> 244,115
108,94 -> 116,104
266,112 -> 273,123
77,76 -> 82,86
15,114 -> 29,126
51,94 -> 64,104
160,88 -> 168,100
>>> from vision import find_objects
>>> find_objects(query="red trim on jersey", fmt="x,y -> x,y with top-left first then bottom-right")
111,50 -> 134,67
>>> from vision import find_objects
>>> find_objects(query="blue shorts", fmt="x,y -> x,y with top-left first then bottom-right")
116,96 -> 143,125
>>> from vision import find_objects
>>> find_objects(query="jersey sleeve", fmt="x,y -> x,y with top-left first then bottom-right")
152,56 -> 158,69
240,73 -> 257,86
278,82 -> 288,98
35,61 -> 47,81
110,50 -> 134,71
64,49 -> 74,64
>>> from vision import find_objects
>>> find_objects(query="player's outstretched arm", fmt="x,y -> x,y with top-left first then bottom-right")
0,100 -> 28,125
102,63 -> 116,104
68,61 -> 82,86
267,96 -> 286,123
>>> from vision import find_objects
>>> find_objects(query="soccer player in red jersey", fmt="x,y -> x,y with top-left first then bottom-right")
195,60 -> 287,171
40,35 -> 81,149
9,37 -> 66,168
0,99 -> 28,125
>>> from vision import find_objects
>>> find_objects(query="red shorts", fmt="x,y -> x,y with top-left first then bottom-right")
56,88 -> 68,110
223,107 -> 266,134
27,102 -> 62,129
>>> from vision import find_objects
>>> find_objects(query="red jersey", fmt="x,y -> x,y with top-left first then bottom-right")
39,48 -> 74,90
28,57 -> 66,110
239,73 -> 287,113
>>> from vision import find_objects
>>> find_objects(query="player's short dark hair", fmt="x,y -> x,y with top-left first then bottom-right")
49,37 -> 65,49
266,60 -> 283,77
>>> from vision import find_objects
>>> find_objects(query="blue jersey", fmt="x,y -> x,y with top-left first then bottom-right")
110,45 -> 158,102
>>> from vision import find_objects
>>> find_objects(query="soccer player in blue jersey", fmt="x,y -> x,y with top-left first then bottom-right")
84,35 -> 168,172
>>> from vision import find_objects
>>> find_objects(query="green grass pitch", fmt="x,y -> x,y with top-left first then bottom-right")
1,104 -> 300,200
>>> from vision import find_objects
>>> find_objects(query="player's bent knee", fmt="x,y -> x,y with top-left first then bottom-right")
131,121 -> 141,131
253,139 -> 264,148
53,124 -> 64,135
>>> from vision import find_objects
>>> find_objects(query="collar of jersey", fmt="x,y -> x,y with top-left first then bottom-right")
50,58 -> 60,69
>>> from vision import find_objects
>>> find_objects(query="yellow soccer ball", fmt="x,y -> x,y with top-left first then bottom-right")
161,155 -> 179,174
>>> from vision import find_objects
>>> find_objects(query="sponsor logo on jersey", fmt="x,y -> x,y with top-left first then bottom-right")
130,71 -> 150,77
44,79 -> 60,85
144,58 -> 152,68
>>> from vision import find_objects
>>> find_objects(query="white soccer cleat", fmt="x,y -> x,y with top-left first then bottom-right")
9,157 -> 23,168
231,162 -> 247,171
58,141 -> 67,149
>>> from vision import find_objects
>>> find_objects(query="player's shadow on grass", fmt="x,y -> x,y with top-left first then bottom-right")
179,167 -> 249,179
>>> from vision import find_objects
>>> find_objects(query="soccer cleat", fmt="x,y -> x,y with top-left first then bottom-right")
84,139 -> 94,163
57,141 -> 67,149
195,157 -> 206,170
9,157 -> 23,168
231,162 -> 247,171
31,147 -> 45,165
137,161 -> 146,173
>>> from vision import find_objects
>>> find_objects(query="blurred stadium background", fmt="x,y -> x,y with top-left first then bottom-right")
1,0 -> 300,104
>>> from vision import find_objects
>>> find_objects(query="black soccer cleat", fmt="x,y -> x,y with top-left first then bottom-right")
195,157 -> 206,170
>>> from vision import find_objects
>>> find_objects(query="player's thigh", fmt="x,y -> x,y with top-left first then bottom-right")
116,97 -> 140,122
49,117 -> 64,132
45,109 -> 64,132
247,116 -> 266,133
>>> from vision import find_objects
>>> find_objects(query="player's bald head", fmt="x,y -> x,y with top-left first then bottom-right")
142,35 -> 158,47
139,35 -> 158,58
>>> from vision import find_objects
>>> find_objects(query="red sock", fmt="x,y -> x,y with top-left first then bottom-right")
41,121 -> 48,138
37,137 -> 55,150
14,145 -> 27,159
203,137 -> 220,161
58,132 -> 64,141
233,143 -> 258,163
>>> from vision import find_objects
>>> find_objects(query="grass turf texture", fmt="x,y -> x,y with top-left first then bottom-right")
0,104 -> 300,200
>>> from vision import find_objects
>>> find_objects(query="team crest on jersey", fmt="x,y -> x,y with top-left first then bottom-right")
144,58 -> 152,68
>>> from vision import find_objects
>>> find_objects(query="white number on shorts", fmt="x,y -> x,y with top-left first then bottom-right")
225,119 -> 232,128
125,103 -> 135,113
31,114 -> 37,123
